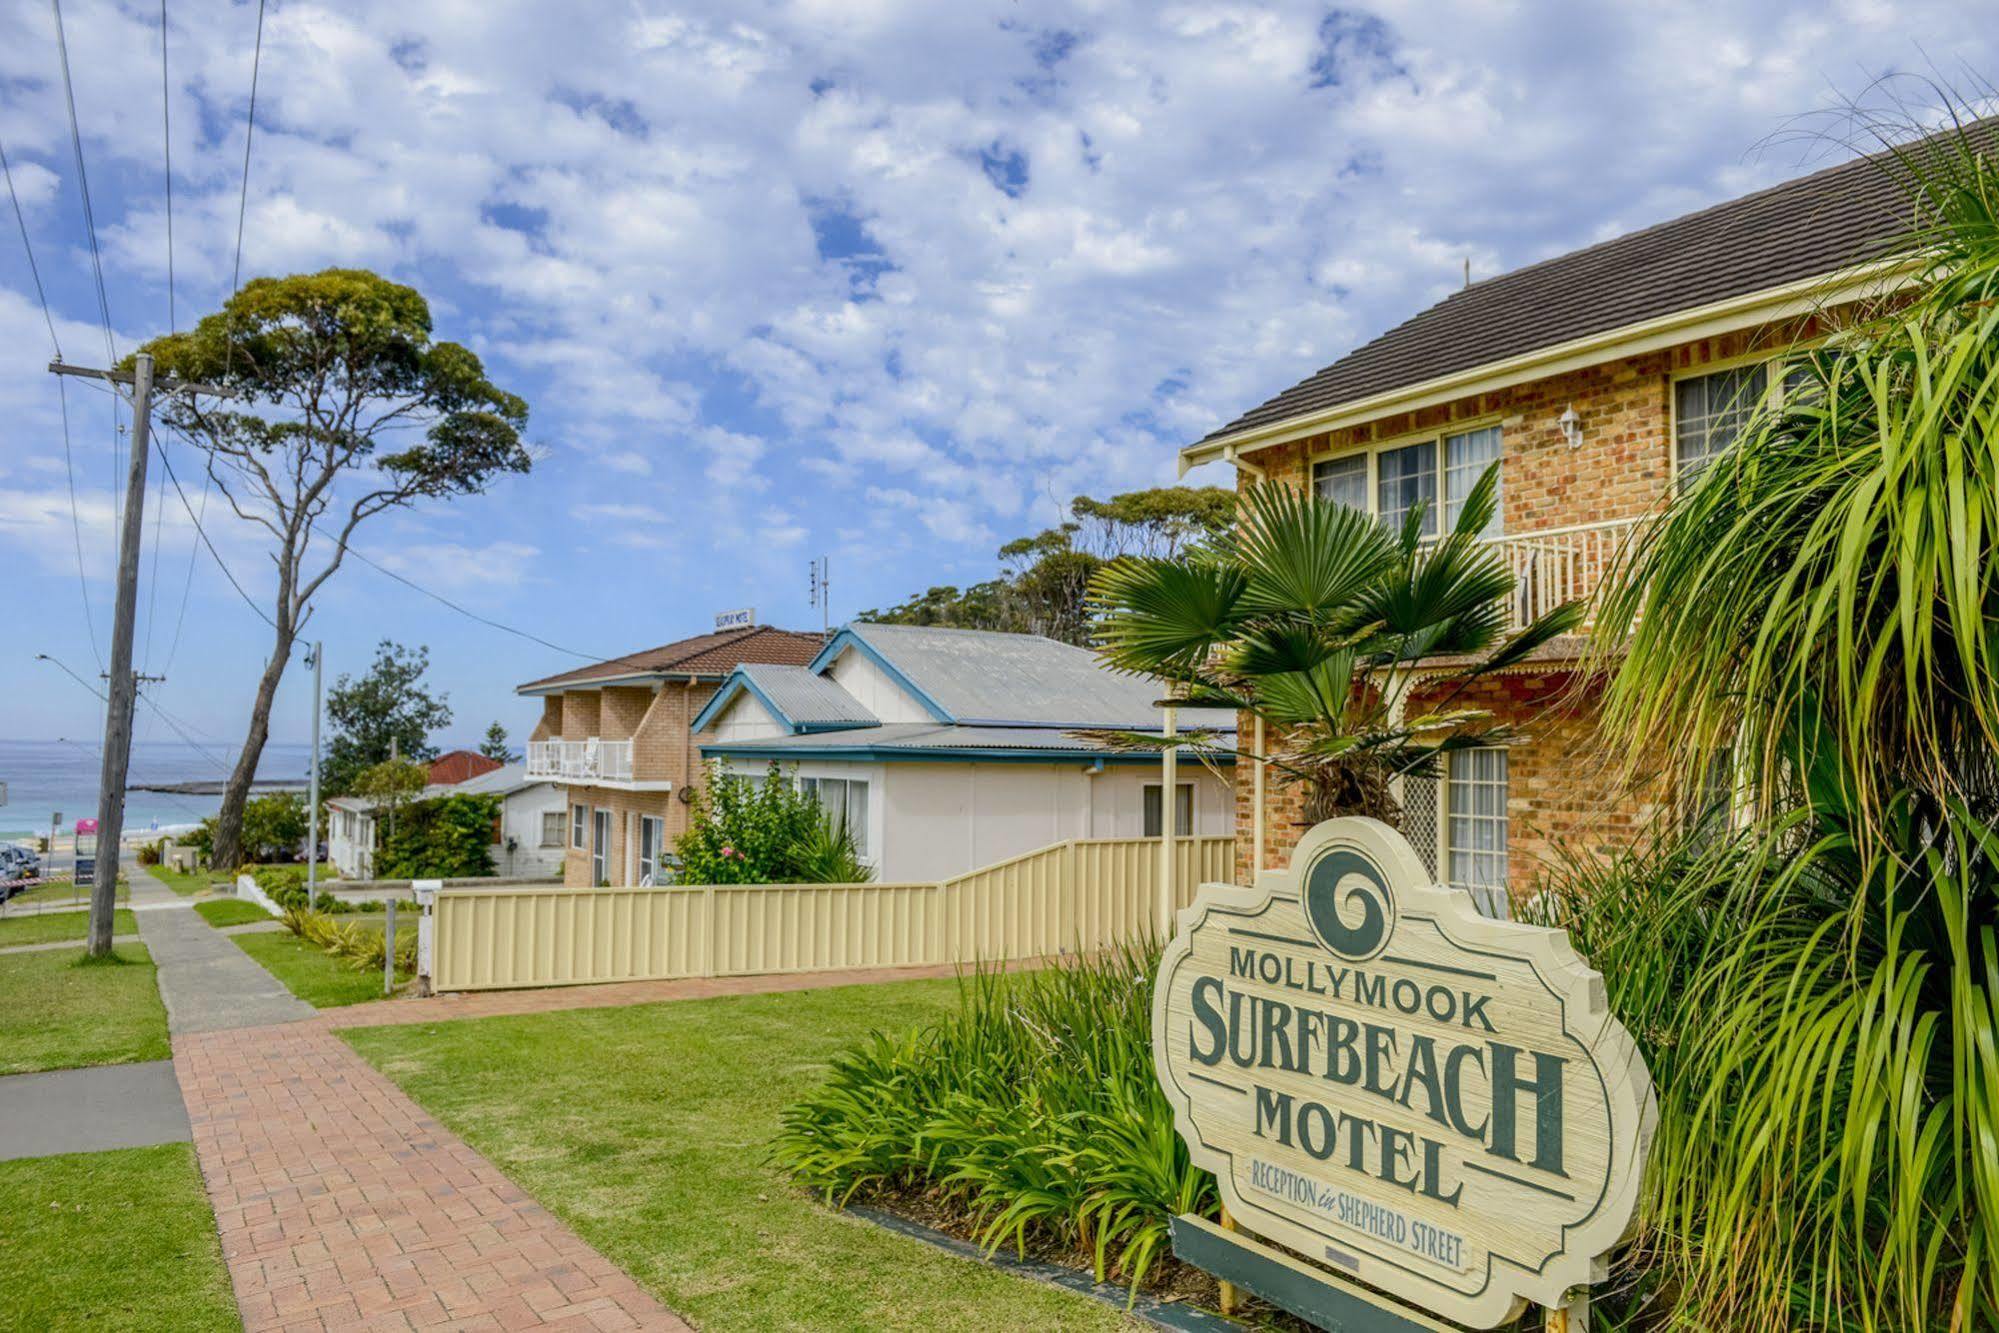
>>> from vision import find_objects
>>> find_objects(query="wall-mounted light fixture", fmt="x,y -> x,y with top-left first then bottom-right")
1559,405 -> 1584,450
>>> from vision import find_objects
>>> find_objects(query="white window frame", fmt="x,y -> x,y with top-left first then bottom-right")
1670,355 -> 1822,485
1142,782 -> 1195,838
570,803 -> 588,851
541,811 -> 566,849
638,815 -> 667,883
591,809 -> 611,885
1310,421 -> 1505,539
1444,747 -> 1508,900
799,776 -> 870,857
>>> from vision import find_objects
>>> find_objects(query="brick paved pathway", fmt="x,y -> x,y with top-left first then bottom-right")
176,1019 -> 689,1332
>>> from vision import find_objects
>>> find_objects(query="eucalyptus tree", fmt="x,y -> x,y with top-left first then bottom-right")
138,269 -> 530,870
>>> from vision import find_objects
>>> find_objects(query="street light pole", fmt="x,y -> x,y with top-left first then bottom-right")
306,641 -> 323,909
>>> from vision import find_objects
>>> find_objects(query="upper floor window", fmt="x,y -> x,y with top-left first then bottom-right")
1674,365 -> 1769,479
1310,425 -> 1503,539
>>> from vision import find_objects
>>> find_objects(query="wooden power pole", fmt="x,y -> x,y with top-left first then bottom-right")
50,353 -> 229,957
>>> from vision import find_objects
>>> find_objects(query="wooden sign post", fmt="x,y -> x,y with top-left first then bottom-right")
1154,818 -> 1654,1330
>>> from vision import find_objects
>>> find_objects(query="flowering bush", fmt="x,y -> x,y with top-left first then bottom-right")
674,762 -> 868,884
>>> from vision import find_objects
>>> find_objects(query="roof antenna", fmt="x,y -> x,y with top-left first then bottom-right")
1463,257 -> 1471,289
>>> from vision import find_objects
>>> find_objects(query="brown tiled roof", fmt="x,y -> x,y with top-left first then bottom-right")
517,625 -> 824,692
1198,121 -> 1995,446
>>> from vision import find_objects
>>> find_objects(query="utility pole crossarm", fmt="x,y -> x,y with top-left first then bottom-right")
49,359 -> 235,400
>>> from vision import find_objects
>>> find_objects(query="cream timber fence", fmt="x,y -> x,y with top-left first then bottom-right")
429,835 -> 1235,992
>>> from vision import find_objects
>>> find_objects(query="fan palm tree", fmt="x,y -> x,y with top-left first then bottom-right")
1084,464 -> 1583,826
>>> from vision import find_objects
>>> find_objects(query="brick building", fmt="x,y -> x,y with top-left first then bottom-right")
1182,129 -> 1937,898
517,624 -> 824,887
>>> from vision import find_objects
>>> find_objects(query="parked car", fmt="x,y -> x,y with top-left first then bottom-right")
0,844 -> 41,900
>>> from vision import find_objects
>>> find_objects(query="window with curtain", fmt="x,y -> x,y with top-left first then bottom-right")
1675,365 -> 1769,478
1443,425 -> 1502,536
1311,454 -> 1368,512
800,776 -> 870,856
1143,782 -> 1195,837
1376,440 -> 1438,536
1446,748 -> 1508,897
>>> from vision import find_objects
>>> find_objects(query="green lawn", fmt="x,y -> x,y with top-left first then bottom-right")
145,863 -> 230,896
7,877 -> 130,907
345,980 -> 1127,1332
0,1143 -> 237,1332
0,909 -> 140,948
0,946 -> 170,1075
232,924 -> 405,1007
193,897 -> 275,928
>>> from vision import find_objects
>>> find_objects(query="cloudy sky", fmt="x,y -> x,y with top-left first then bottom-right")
0,1 -> 1989,758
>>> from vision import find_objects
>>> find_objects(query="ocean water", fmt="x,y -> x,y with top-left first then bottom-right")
0,738 -> 314,836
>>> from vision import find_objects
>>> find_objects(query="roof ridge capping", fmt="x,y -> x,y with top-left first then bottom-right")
1187,114 -> 1998,464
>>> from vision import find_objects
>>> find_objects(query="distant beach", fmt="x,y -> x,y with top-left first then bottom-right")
0,738 -> 314,838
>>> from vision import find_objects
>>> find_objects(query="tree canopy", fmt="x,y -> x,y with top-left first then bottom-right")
325,642 -> 451,795
860,485 -> 1233,645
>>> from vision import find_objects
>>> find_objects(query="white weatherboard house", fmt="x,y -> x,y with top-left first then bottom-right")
326,762 -> 566,881
693,623 -> 1234,882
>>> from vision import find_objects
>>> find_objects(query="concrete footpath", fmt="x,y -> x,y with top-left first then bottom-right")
132,872 -> 315,1034
0,1060 -> 191,1162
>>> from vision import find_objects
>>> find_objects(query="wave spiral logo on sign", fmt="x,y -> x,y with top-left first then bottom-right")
1153,818 -> 1656,1329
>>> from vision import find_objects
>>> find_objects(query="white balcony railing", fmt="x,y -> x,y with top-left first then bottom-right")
526,738 -> 635,784
1485,517 -> 1640,631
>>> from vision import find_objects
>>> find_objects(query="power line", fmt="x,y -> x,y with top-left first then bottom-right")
3,134 -> 103,671
159,0 -> 175,336
153,420 -> 277,629
158,465 -> 211,678
221,0 -> 267,383
48,0 -> 113,367
1,138 -> 61,358
344,545 -> 608,661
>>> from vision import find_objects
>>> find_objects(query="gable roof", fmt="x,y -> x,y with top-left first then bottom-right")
694,663 -> 879,734
1196,119 -> 1993,453
815,622 -> 1234,730
516,625 -> 824,694
328,761 -> 550,813
427,750 -> 503,786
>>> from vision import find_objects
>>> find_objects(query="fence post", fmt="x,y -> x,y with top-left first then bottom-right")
383,899 -> 397,995
413,879 -> 439,995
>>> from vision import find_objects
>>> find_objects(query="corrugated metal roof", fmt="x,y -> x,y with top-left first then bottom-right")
846,623 -> 1233,729
1199,118 -> 1997,447
702,721 -> 1237,760
331,762 -> 551,813
737,663 -> 878,728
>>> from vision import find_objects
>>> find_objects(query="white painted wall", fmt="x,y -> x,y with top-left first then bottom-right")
707,691 -> 786,742
494,783 -> 568,879
826,648 -> 933,722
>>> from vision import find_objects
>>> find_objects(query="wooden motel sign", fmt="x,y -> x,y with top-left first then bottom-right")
1154,818 -> 1655,1328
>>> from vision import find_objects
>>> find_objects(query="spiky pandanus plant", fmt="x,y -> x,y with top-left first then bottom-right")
1583,111 -> 1999,1331
1083,464 -> 1583,826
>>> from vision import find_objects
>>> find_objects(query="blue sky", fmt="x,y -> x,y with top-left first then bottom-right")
0,1 -> 1991,761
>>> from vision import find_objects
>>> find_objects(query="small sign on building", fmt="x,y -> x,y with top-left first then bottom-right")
1154,817 -> 1655,1330
714,608 -> 757,631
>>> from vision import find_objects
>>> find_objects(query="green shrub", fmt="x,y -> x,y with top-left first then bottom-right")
134,839 -> 164,867
374,793 -> 498,879
677,762 -> 872,884
775,944 -> 1211,1294
238,793 -> 309,863
278,904 -> 416,975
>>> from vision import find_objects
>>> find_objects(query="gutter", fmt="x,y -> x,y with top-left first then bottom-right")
1178,255 -> 1921,475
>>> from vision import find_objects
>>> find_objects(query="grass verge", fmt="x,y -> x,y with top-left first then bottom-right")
145,864 -> 230,896
232,924 -> 405,1008
193,898 -> 275,929
0,909 -> 139,948
0,1142 -> 237,1332
0,946 -> 170,1075
344,979 -> 1127,1332
6,878 -> 130,907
